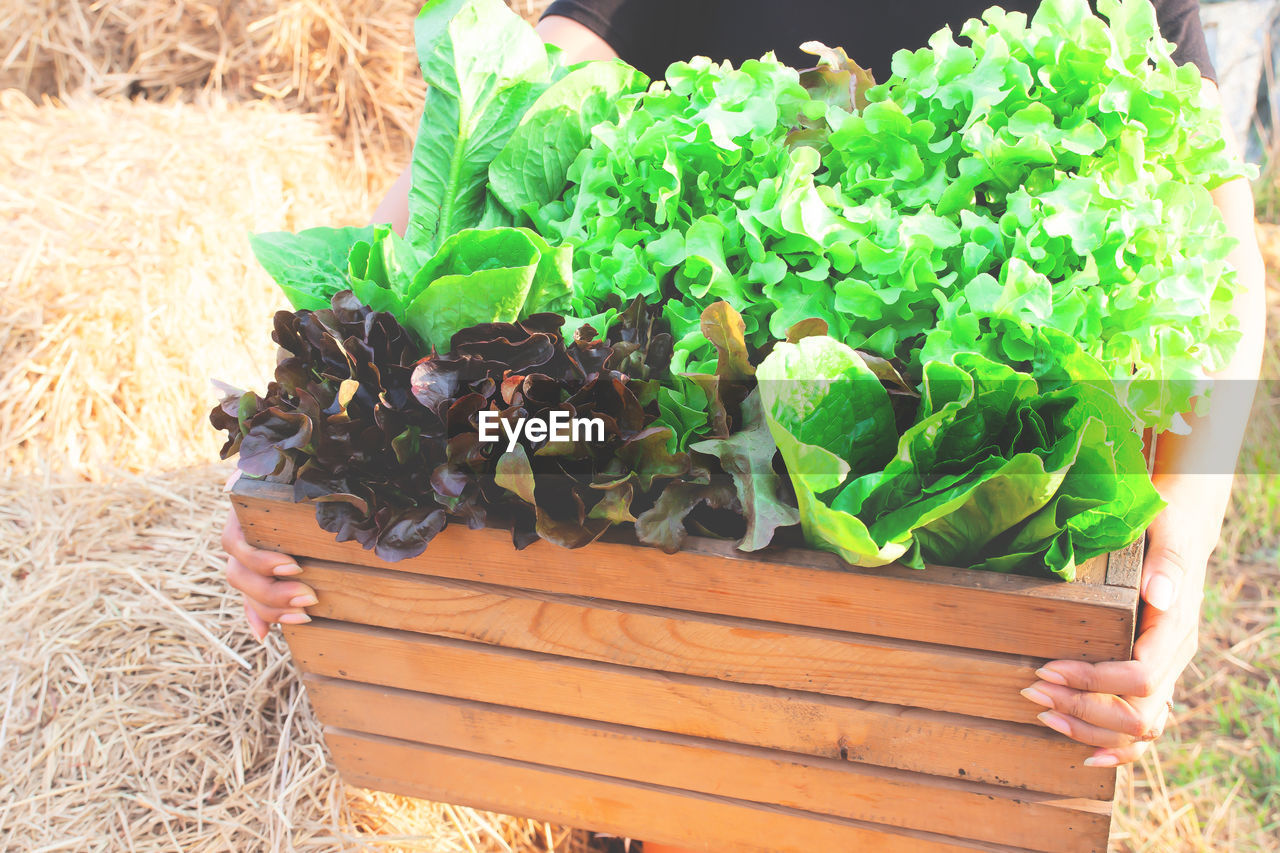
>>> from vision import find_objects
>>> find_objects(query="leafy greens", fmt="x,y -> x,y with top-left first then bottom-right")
222,0 -> 1249,578
757,334 -> 1164,578
536,0 -> 1250,431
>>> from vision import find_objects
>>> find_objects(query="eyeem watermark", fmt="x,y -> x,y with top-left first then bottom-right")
477,411 -> 606,452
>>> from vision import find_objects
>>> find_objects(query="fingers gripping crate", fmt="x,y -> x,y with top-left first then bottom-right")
232,477 -> 1142,853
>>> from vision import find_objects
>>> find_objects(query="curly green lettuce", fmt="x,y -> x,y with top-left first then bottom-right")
537,0 -> 1251,432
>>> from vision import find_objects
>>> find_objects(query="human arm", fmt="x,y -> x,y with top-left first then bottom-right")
1019,79 -> 1268,766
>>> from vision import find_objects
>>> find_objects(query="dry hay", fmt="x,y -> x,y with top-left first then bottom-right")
0,89 -> 372,480
0,465 -> 581,851
0,1 -> 555,180
0,92 -> 590,851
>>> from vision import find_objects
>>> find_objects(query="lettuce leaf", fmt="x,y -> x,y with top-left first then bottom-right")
401,226 -> 572,351
689,389 -> 800,551
248,226 -> 376,310
489,60 -> 648,219
347,226 -> 422,317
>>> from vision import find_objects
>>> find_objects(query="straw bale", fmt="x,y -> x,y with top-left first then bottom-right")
0,1 -> 554,180
0,89 -> 372,480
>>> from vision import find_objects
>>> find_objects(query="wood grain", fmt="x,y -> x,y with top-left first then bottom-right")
294,558 -> 1043,724
1074,553 -> 1109,585
234,478 -> 1137,661
285,620 -> 1115,799
309,677 -> 1111,853
325,728 -> 1047,853
1106,431 -> 1154,590
1106,538 -> 1145,590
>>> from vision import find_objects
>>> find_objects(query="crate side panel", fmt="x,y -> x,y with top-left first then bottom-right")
308,676 -> 1111,853
325,729 -> 1047,853
295,558 -> 1042,724
283,620 -> 1115,799
233,480 -> 1136,662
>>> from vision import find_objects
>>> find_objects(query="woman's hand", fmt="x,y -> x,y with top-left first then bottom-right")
221,500 -> 317,642
1019,487 -> 1213,767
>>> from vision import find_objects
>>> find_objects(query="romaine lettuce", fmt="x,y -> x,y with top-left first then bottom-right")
758,335 -> 1164,578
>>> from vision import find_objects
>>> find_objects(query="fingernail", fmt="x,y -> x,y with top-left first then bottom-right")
1035,667 -> 1068,686
273,563 -> 303,577
255,626 -> 269,644
1037,710 -> 1072,736
1145,574 -> 1176,611
278,612 -> 311,625
289,593 -> 318,608
1084,754 -> 1118,768
1021,686 -> 1054,708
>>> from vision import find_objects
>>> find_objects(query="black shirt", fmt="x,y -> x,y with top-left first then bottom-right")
541,0 -> 1216,85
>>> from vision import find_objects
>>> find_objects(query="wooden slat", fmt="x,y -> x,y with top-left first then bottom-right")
1106,538 -> 1145,590
233,478 -> 1137,661
285,620 -> 1115,799
308,677 -> 1111,853
295,558 -> 1042,724
326,728 -> 1042,853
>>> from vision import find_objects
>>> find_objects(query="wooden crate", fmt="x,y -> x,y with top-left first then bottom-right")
232,477 -> 1142,853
